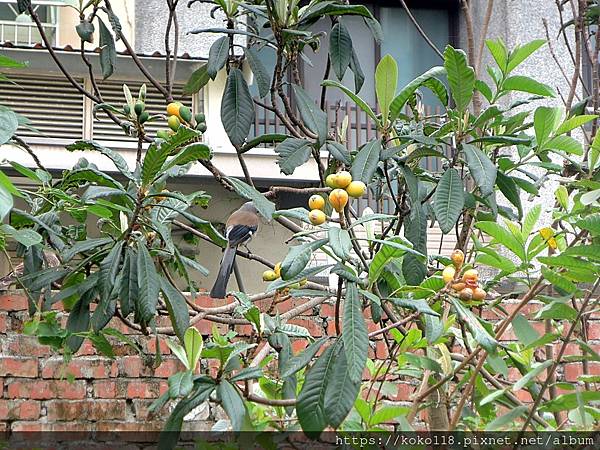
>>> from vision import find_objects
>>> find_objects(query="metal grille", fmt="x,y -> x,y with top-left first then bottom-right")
92,80 -> 194,143
0,73 -> 84,140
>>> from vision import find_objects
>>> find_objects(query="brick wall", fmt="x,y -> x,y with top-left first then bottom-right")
1,291 -> 599,442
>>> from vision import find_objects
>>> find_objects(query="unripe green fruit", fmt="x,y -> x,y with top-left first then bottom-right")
134,101 -> 145,116
195,113 -> 206,123
179,105 -> 192,123
123,104 -> 131,115
197,122 -> 207,133
138,111 -> 150,124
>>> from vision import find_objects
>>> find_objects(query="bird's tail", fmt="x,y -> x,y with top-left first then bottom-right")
210,246 -> 236,298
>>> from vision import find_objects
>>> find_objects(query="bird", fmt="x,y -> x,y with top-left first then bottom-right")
210,202 -> 260,298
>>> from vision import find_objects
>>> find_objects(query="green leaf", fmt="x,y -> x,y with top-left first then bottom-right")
443,45 -> 475,111
451,298 -> 497,353
99,241 -> 123,301
351,139 -> 381,184
163,143 -> 211,171
496,172 -> 522,219
217,380 -> 251,431
577,214 -> 600,236
475,221 -> 526,261
66,140 -> 134,181
463,144 -> 497,197
513,360 -> 553,391
184,327 -> 203,372
328,227 -> 352,260
485,39 -> 508,71
389,298 -> 440,317
3,227 -> 42,248
62,236 -> 112,262
321,79 -> 377,122
540,391 -> 600,413
536,301 -> 578,321
369,237 -> 412,283
98,18 -> 116,79
245,47 -> 271,98
225,177 -> 275,220
523,204 -> 541,236
349,47 -> 365,93
434,168 -> 464,234
590,131 -> 600,174
503,75 -> 554,97
207,36 -> 229,79
512,314 -> 539,347
274,138 -> 312,175
485,406 -> 528,430
555,114 -> 597,135
330,21 -> 352,80
160,277 -> 191,343
389,66 -> 446,120
541,266 -> 577,295
240,133 -> 289,154
280,337 -> 328,378
480,389 -> 507,406
221,68 -> 254,147
280,239 -> 328,280
534,106 -> 562,148
136,244 -> 159,325
292,84 -> 328,145
506,39 -> 546,73
0,183 -> 13,222
324,340 -> 360,428
326,141 -> 351,165
545,135 -> 583,156
0,108 -> 18,145
375,55 -> 398,122
142,144 -> 169,185
183,65 -> 210,95
168,370 -> 193,398
297,342 -> 338,437
342,283 -> 368,383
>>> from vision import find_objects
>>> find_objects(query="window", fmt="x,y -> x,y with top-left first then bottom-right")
0,1 -> 60,46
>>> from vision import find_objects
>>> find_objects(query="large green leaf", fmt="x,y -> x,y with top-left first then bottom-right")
136,244 -> 159,325
328,227 -> 352,260
245,47 -> 271,98
324,340 -> 360,428
326,141 -> 352,165
540,391 -> 600,412
506,39 -> 546,73
142,144 -> 169,186
485,406 -> 527,430
351,139 -> 381,184
168,370 -> 193,399
443,45 -> 474,111
0,183 -> 13,222
217,380 -> 250,431
280,239 -> 328,280
99,241 -> 123,301
342,283 -> 368,383
496,172 -> 522,218
274,138 -> 312,175
541,266 -> 578,295
292,84 -> 328,145
503,75 -> 555,97
66,140 -> 134,181
0,108 -> 18,145
297,342 -> 338,437
280,337 -> 328,378
221,68 -> 255,147
433,168 -> 464,234
463,144 -> 497,197
207,36 -> 229,79
389,66 -> 446,120
545,135 -> 583,156
183,65 -> 210,95
160,277 -> 190,343
184,327 -> 203,371
534,106 -> 561,148
225,177 -> 275,220
330,21 -> 352,80
475,221 -> 526,261
451,298 -> 497,353
98,18 -> 116,79
485,39 -> 508,71
322,79 -> 377,122
375,55 -> 398,122
162,143 -> 211,171
369,237 -> 414,283
511,314 -> 539,347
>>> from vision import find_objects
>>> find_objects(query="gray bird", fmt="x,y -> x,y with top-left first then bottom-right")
0,250 -> 61,290
210,202 -> 260,298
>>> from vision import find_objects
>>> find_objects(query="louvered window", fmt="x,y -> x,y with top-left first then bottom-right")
93,80 -> 197,145
0,73 -> 85,140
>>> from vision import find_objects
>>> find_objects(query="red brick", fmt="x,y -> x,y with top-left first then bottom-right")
291,340 -> 308,354
154,359 -> 183,378
10,421 -> 93,432
0,312 -> 8,333
0,400 -> 41,420
41,357 -> 117,379
0,357 -> 38,377
133,399 -> 169,421
3,335 -> 52,357
193,294 -> 230,309
126,380 -> 167,399
145,337 -> 171,355
193,319 -> 228,335
7,380 -> 86,400
117,356 -> 144,377
564,363 -> 600,382
75,341 -> 97,356
0,294 -> 28,311
234,324 -> 254,336
515,390 -> 533,402
93,380 -> 117,398
287,317 -> 323,337
393,383 -> 413,401
319,303 -> 335,318
46,400 -> 127,421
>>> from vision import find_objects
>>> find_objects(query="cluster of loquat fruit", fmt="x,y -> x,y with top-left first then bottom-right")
262,262 -> 307,290
442,249 -> 487,302
156,102 -> 207,139
307,171 -> 367,226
